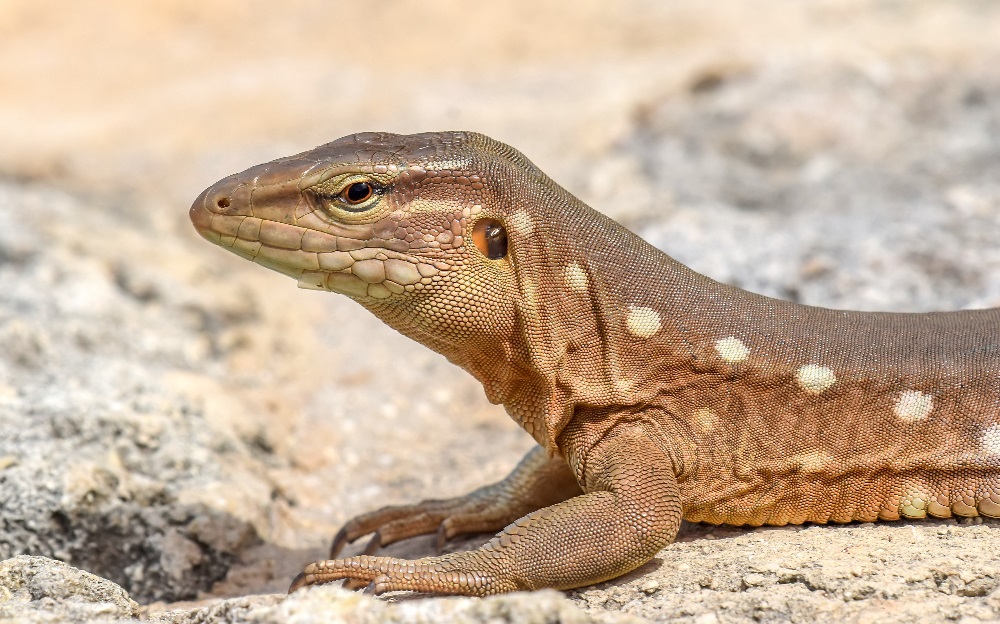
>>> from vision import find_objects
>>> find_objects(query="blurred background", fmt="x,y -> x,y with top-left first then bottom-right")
1,0 -> 999,617
4,1 -> 999,305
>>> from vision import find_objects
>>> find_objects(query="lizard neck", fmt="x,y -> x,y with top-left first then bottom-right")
361,293 -> 555,445
362,191 -> 751,454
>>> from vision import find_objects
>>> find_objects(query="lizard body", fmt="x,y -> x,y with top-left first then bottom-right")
190,131 -> 1000,595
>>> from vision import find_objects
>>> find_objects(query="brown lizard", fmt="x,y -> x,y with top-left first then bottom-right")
189,131 -> 1000,596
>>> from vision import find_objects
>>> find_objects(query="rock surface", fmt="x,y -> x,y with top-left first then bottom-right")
1,555 -> 633,624
0,555 -> 138,623
1,1 -> 999,623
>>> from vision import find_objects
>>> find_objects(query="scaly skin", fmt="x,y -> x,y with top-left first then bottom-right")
190,131 -> 1000,596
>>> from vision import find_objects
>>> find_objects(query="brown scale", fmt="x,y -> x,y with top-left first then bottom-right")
190,131 -> 1000,596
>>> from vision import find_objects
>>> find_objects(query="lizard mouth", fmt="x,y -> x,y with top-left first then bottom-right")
190,167 -> 441,299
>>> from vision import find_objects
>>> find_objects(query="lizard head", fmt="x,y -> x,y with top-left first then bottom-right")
189,131 -> 562,357
191,131 -> 666,447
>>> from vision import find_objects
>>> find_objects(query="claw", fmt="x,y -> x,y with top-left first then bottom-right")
363,580 -> 377,595
288,572 -> 310,594
435,523 -> 448,553
329,527 -> 350,558
362,531 -> 382,555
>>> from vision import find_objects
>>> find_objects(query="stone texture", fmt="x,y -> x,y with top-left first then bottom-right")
0,555 -> 138,623
156,586 -> 637,624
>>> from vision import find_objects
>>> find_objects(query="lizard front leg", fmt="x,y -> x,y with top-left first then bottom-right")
291,427 -> 682,595
330,446 -> 582,560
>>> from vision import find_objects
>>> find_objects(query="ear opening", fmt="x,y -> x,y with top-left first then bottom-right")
472,218 -> 508,259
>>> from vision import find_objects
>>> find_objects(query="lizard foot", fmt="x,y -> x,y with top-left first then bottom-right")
289,553 -> 518,596
329,495 -> 521,558
328,446 -> 581,558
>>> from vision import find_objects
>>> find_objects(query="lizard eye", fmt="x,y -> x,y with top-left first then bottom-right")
341,182 -> 374,204
472,219 -> 508,259
308,175 -> 383,220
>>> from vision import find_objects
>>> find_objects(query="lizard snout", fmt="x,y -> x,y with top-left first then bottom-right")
189,162 -> 271,240
190,155 -> 333,241
188,186 -> 217,237
189,175 -> 244,240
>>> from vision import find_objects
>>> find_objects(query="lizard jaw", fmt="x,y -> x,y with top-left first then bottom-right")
190,172 -> 440,300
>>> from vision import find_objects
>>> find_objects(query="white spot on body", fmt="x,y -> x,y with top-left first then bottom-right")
790,450 -> 832,472
692,408 -> 718,433
508,210 -> 534,236
981,425 -> 1000,455
715,337 -> 750,363
894,390 -> 934,422
613,376 -> 635,395
522,280 -> 539,313
626,307 -> 661,339
795,364 -> 836,394
564,263 -> 589,293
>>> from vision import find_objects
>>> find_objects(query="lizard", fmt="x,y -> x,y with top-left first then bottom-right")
189,131 -> 1000,596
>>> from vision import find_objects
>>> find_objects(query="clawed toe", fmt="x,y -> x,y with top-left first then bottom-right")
435,523 -> 450,552
329,527 -> 350,558
361,532 -> 382,555
288,572 -> 310,594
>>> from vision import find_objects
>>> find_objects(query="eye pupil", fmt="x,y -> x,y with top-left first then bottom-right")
344,182 -> 373,203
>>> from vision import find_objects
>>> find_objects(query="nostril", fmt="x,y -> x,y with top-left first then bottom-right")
217,197 -> 230,209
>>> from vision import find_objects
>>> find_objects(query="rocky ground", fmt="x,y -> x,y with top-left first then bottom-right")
1,1 -> 999,622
